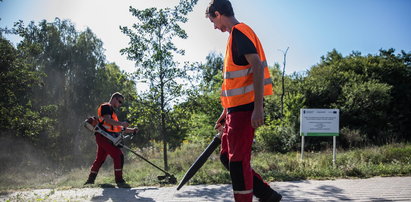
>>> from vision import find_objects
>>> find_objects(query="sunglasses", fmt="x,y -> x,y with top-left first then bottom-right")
117,98 -> 123,104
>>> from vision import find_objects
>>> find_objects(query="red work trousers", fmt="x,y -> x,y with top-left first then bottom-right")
90,133 -> 124,182
220,110 -> 271,202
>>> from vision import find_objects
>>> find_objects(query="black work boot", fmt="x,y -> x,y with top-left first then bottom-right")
259,190 -> 282,202
84,173 -> 97,185
116,178 -> 131,188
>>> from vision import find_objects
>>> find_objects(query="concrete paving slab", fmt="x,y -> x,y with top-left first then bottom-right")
1,176 -> 410,201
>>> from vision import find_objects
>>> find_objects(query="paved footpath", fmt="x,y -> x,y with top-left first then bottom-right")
1,176 -> 410,201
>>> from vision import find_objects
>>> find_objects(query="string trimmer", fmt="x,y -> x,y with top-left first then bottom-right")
84,116 -> 177,184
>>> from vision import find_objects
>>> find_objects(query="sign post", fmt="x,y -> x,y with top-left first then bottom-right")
300,109 -> 339,166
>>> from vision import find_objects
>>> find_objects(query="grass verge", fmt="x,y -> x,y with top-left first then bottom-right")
1,143 -> 410,191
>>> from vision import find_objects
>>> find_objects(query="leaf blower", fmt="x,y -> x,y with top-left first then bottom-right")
176,120 -> 225,190
176,132 -> 222,190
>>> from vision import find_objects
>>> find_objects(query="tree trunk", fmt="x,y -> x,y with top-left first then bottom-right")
159,27 -> 168,171
280,47 -> 289,118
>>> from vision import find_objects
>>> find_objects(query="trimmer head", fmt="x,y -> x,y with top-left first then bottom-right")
158,174 -> 177,184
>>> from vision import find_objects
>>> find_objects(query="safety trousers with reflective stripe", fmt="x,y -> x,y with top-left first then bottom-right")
90,133 -> 124,182
220,110 -> 257,202
220,153 -> 277,201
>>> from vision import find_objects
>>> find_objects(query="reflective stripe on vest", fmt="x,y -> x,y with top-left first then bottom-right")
221,23 -> 273,108
98,103 -> 122,133
224,60 -> 268,79
221,77 -> 272,97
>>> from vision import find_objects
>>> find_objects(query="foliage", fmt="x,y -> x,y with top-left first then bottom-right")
0,19 -> 137,171
196,52 -> 224,92
339,127 -> 366,148
255,119 -> 298,153
302,49 -> 411,146
11,18 -> 108,165
120,0 -> 198,170
170,48 -> 410,152
1,2 -> 411,188
0,37 -> 54,140
1,143 -> 410,190
175,52 -> 223,145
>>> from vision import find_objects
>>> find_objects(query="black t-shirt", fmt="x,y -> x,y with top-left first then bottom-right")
231,27 -> 257,66
100,105 -> 113,117
99,104 -> 117,134
227,26 -> 257,113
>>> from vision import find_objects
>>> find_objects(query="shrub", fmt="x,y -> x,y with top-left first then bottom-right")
340,127 -> 366,148
255,120 -> 297,153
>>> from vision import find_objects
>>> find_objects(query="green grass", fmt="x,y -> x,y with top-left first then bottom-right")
1,143 -> 410,191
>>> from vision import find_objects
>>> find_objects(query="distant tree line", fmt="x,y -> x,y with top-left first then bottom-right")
178,48 -> 411,154
254,49 -> 411,152
1,16 -> 410,172
0,19 -> 137,171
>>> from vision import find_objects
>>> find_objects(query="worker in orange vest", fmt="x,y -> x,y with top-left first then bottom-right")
84,92 -> 137,187
206,0 -> 282,201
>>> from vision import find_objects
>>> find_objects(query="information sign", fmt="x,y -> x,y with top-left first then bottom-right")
300,108 -> 340,166
300,109 -> 339,136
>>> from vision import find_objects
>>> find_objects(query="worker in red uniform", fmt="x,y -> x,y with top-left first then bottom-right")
206,0 -> 282,201
84,92 -> 137,187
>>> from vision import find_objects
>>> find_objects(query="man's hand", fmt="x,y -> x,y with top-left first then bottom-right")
124,127 -> 137,134
214,109 -> 227,130
133,128 -> 139,135
214,121 -> 224,131
121,122 -> 130,128
251,107 -> 264,129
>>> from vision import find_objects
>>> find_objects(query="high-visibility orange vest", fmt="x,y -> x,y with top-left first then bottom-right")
221,23 -> 273,108
98,103 -> 122,132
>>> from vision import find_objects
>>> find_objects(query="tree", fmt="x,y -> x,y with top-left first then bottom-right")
197,52 -> 224,93
302,49 -> 411,146
172,53 -> 224,146
0,37 -> 52,140
278,47 -> 289,118
12,19 -> 104,163
1,17 -> 142,174
120,0 -> 198,170
7,18 -> 138,166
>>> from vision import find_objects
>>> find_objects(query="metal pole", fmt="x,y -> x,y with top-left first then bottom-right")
301,136 -> 304,160
333,136 -> 336,167
122,145 -> 171,175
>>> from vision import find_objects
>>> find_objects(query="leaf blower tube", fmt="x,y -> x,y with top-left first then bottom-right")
176,132 -> 222,190
176,119 -> 225,190
83,117 -> 177,184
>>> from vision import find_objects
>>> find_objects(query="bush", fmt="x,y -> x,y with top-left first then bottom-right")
255,120 -> 297,153
184,113 -> 216,145
340,127 -> 366,148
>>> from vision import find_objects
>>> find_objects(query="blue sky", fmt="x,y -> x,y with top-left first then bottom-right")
1,0 -> 410,74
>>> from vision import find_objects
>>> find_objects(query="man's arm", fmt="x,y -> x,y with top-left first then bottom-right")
102,114 -> 129,128
245,53 -> 264,129
103,115 -> 137,133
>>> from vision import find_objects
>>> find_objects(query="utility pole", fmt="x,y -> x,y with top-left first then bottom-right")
278,47 -> 289,118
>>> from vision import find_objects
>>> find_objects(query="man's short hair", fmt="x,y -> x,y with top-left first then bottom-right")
206,0 -> 234,18
111,92 -> 124,101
